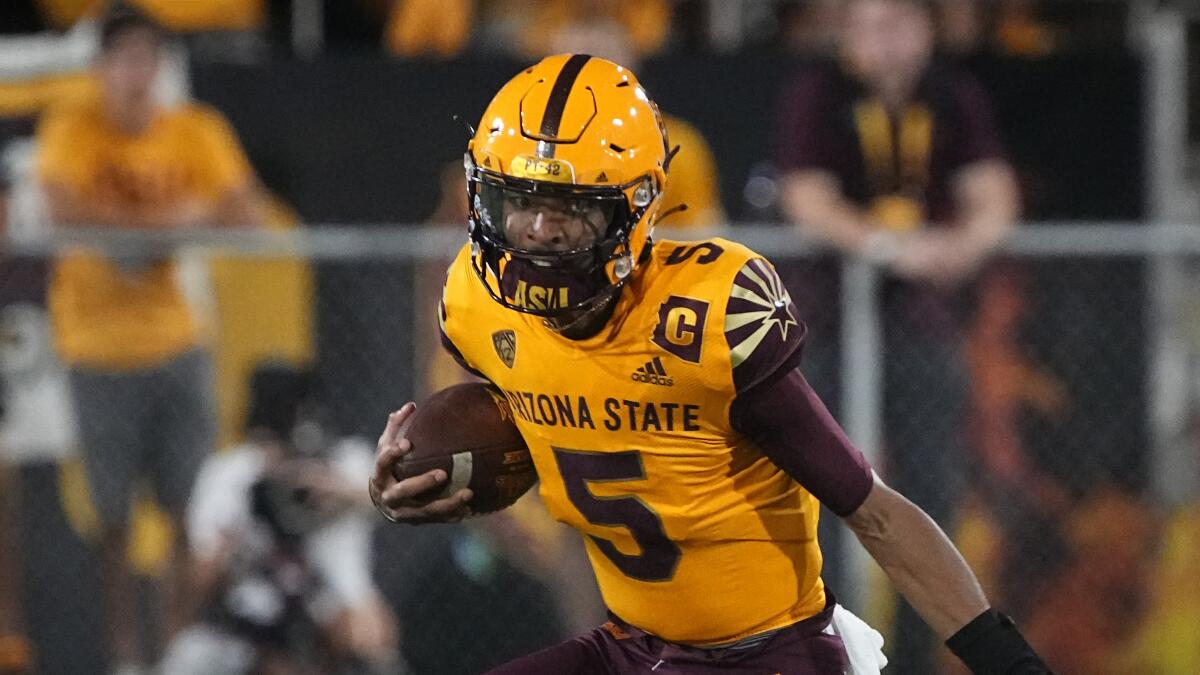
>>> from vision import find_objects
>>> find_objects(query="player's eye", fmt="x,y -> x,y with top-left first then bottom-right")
506,194 -> 532,210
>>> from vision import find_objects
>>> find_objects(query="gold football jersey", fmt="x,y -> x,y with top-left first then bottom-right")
439,238 -> 825,645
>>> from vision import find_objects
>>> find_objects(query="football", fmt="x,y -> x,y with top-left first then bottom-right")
394,382 -> 536,514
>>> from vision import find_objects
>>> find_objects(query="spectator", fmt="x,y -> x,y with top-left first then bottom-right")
159,364 -> 402,675
129,0 -> 265,33
775,0 -> 1019,672
34,6 -> 262,674
129,0 -> 268,62
383,0 -> 475,59
519,0 -> 670,61
33,0 -> 265,34
32,0 -> 267,61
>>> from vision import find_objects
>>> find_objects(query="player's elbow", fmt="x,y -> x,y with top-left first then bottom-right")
842,473 -> 904,546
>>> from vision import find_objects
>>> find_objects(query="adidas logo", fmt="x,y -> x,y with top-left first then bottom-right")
631,357 -> 673,386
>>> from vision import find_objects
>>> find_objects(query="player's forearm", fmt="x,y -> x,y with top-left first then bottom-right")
779,170 -> 877,256
844,474 -> 988,639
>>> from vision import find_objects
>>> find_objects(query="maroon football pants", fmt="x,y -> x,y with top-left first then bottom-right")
485,605 -> 848,675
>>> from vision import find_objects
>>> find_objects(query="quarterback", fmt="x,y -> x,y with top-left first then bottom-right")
370,55 -> 1050,674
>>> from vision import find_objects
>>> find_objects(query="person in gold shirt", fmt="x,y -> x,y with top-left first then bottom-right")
369,55 -> 1048,674
35,7 -> 261,675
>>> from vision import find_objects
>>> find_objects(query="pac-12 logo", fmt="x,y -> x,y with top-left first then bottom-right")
492,330 -> 517,368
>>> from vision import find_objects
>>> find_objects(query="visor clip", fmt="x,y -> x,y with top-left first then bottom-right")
632,181 -> 654,208
614,254 -> 633,279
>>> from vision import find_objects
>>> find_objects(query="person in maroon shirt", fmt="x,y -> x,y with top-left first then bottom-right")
775,1 -> 1020,673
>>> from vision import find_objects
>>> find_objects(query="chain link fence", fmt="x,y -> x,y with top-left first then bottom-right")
0,224 -> 1198,674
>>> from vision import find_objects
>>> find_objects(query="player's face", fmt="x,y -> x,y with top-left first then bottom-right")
501,193 -> 609,252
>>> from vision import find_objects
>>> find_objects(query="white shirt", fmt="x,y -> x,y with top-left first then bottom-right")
187,437 -> 377,614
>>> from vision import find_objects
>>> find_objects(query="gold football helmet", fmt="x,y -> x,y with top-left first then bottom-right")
465,54 -> 671,320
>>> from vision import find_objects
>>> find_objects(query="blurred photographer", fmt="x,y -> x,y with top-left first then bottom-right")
159,364 -> 402,675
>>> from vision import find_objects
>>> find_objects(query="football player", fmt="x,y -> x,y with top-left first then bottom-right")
370,55 -> 1049,674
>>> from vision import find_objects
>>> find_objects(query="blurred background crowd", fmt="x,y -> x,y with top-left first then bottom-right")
0,1 -> 1198,674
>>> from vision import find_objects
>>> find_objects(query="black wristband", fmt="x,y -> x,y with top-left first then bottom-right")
946,608 -> 1054,675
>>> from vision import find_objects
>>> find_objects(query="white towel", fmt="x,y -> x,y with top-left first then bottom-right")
823,605 -> 889,674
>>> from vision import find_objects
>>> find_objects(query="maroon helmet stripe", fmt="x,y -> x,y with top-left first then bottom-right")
539,54 -> 592,158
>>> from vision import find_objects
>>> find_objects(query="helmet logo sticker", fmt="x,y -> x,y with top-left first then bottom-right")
492,330 -> 517,368
510,155 -> 575,184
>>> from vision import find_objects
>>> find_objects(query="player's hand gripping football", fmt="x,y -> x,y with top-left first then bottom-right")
369,403 -> 473,524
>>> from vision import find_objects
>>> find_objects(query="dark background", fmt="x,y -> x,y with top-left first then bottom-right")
190,53 -> 1148,470
192,54 -> 1145,224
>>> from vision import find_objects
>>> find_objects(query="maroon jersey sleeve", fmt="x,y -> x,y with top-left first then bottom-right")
729,366 -> 875,517
723,256 -> 872,515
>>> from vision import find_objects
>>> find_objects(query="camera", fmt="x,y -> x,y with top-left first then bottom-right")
250,472 -> 324,541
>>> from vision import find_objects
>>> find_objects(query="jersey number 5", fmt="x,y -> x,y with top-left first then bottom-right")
553,448 -> 681,582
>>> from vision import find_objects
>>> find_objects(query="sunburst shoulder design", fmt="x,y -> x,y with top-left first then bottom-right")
724,259 -> 799,369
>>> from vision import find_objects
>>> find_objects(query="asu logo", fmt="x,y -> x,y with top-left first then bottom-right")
492,330 -> 517,368
507,280 -> 569,312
